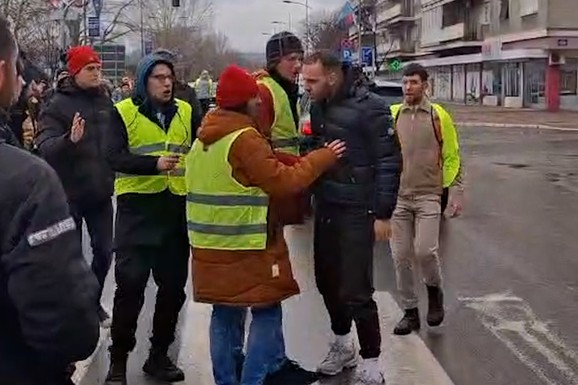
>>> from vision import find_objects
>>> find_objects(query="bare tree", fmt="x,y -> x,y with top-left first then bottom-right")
300,10 -> 347,51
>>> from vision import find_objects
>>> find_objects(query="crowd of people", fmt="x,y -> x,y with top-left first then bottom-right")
0,12 -> 464,385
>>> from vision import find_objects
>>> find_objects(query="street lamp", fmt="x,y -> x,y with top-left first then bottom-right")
282,0 -> 311,52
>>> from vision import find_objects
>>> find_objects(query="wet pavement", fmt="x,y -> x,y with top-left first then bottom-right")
443,104 -> 578,128
80,125 -> 578,385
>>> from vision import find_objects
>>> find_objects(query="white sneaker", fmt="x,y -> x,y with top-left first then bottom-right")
317,339 -> 358,375
353,359 -> 385,385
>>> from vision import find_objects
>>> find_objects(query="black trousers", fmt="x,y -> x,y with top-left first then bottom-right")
199,98 -> 211,116
110,237 -> 190,356
313,204 -> 381,359
70,199 -> 113,301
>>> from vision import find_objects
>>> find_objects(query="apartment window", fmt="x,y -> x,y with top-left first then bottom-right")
500,0 -> 509,20
442,2 -> 462,27
520,0 -> 538,17
504,63 -> 520,97
480,2 -> 490,25
559,69 -> 577,95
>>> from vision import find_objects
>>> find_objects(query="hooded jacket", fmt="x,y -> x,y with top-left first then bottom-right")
106,54 -> 199,249
36,77 -> 114,206
190,108 -> 336,306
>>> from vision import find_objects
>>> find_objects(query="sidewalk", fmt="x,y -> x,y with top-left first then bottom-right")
439,103 -> 578,130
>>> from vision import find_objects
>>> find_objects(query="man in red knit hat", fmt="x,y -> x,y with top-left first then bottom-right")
186,64 -> 345,385
37,45 -> 115,327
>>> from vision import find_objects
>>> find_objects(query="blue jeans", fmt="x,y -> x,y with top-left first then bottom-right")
210,303 -> 287,385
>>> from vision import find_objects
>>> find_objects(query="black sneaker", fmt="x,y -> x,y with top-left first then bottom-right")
426,285 -> 445,327
264,360 -> 318,385
393,308 -> 421,335
143,352 -> 185,382
105,354 -> 127,385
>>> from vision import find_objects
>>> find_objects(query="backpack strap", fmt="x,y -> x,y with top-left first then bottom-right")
394,104 -> 443,149
430,105 -> 443,147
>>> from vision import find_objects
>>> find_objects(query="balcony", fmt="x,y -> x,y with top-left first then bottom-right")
421,22 -> 465,46
377,0 -> 416,25
377,4 -> 401,23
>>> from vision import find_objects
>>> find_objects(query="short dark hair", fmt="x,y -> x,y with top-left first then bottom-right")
0,16 -> 16,61
303,49 -> 342,71
402,63 -> 428,82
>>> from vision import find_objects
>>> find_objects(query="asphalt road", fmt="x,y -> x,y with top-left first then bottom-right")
79,125 -> 578,385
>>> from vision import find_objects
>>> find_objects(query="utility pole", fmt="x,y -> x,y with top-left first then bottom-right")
305,0 -> 309,53
357,0 -> 362,67
140,0 -> 145,56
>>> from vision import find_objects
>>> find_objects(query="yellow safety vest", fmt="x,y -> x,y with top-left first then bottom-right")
390,103 -> 461,188
114,98 -> 193,196
258,76 -> 300,155
185,127 -> 269,250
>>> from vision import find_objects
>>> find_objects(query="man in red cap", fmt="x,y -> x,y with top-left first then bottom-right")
186,64 -> 345,385
37,45 -> 115,326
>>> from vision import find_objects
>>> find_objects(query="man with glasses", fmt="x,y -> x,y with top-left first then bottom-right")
36,45 -> 115,326
104,53 -> 196,385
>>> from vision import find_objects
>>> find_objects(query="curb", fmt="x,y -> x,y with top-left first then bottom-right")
456,121 -> 578,131
72,327 -> 111,385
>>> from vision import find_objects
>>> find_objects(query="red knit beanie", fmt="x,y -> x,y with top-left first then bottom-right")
67,46 -> 101,75
216,65 -> 259,109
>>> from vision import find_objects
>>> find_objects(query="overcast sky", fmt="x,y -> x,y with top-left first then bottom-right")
213,0 -> 344,53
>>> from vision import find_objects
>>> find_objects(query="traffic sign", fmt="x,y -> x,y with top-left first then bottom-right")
144,40 -> 153,55
88,16 -> 100,37
92,0 -> 103,17
342,49 -> 352,62
341,39 -> 352,50
361,47 -> 374,66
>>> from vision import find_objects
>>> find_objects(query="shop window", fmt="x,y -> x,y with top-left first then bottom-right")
504,63 -> 520,97
559,69 -> 577,95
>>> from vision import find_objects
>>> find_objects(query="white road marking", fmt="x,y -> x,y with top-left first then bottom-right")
460,292 -> 578,385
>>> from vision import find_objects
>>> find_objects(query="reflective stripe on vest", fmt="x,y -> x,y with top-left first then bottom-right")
114,98 -> 193,196
258,76 -> 300,155
185,127 -> 268,250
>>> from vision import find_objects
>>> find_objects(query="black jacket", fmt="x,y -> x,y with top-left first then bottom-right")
174,81 -> 203,129
0,141 -> 100,385
0,111 -> 21,148
36,78 -> 114,207
310,68 -> 401,219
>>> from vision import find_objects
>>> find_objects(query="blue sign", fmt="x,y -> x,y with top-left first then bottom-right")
88,16 -> 100,37
361,47 -> 374,66
144,40 -> 153,55
342,49 -> 352,62
92,0 -> 103,17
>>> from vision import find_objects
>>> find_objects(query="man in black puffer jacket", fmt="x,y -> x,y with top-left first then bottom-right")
0,16 -> 100,385
302,51 -> 401,385
36,45 -> 115,325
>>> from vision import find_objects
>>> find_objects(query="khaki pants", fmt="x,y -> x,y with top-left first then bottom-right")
391,194 -> 443,310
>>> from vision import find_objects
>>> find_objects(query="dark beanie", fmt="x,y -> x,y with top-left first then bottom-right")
266,31 -> 304,68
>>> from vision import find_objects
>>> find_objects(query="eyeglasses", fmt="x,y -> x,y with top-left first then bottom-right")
151,74 -> 175,83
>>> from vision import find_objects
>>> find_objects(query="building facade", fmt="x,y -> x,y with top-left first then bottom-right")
367,0 -> 578,110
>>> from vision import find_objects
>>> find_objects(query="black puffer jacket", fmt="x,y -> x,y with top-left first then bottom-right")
36,78 -> 114,206
0,140 -> 100,385
310,67 -> 401,219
